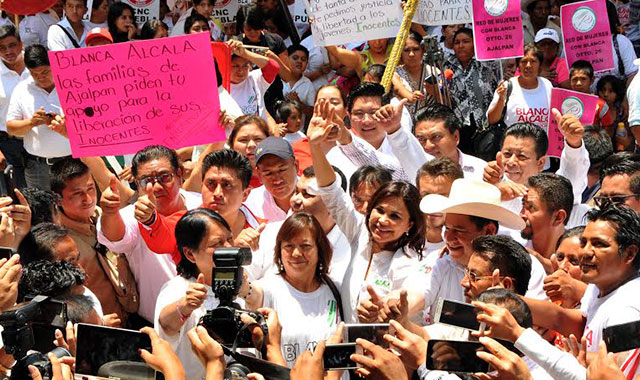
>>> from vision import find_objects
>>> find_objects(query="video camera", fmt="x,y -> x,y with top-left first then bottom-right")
199,247 -> 268,348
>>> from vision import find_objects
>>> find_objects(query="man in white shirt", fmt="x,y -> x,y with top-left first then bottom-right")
598,152 -> 640,215
6,44 -> 71,190
20,6 -> 60,47
245,137 -> 298,222
0,25 -> 30,188
47,0 -> 89,51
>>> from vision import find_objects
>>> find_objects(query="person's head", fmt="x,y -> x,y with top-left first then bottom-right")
582,205 -> 640,294
52,0 -> 65,18
606,0 -> 621,35
274,212 -> 332,284
365,181 -> 426,255
240,4 -> 265,42
599,152 -> 640,213
255,137 -> 298,202
21,188 -> 61,225
518,44 -> 543,80
534,28 -> 560,62
108,1 -> 135,36
275,100 -> 303,134
583,125 -> 613,188
416,158 -> 463,231
193,0 -> 216,18
18,259 -> 85,301
499,123 -> 548,185
287,45 -> 309,76
444,214 -> 499,266
175,209 -> 233,285
569,60 -> 594,94
200,149 -> 252,220
256,0 -> 278,14
85,28 -> 113,46
526,0 -> 550,24
520,173 -> 573,241
462,235 -> 532,302
453,28 -> 474,64
50,159 -> 97,222
228,115 -> 269,168
554,226 -> 584,278
230,52 -> 252,84
140,19 -> 169,39
59,293 -> 103,325
131,145 -> 183,214
62,0 -> 87,24
91,0 -> 109,23
502,58 -> 517,80
25,223 -> 80,266
367,38 -> 389,54
0,25 -> 23,66
477,288 -> 533,329
185,13 -> 211,34
362,64 -> 386,83
349,166 -> 393,215
315,84 -> 348,119
596,75 -> 625,106
401,31 -> 424,69
442,24 -> 463,47
24,44 -> 54,90
347,82 -> 388,149
264,14 -> 288,39
413,104 -> 461,161
291,166 -> 346,222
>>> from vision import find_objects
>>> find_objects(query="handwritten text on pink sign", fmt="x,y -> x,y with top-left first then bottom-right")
547,88 -> 599,157
472,0 -> 523,60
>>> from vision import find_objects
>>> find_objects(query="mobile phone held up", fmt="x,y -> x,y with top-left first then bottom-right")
426,340 -> 490,373
343,323 -> 395,348
0,165 -> 18,204
603,320 -> 640,353
323,343 -> 361,370
434,298 -> 485,331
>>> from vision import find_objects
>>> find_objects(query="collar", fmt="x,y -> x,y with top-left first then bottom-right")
60,207 -> 99,236
0,56 -> 24,77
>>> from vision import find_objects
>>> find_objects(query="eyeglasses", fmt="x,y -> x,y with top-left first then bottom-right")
464,269 -> 497,284
137,172 -> 174,188
351,109 -> 379,120
593,194 -> 640,208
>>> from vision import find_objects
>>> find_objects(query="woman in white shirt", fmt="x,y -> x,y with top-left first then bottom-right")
307,100 -> 427,323
154,208 -> 248,380
245,212 -> 342,367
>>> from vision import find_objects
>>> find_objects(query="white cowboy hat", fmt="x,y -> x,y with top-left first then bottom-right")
420,178 -> 526,230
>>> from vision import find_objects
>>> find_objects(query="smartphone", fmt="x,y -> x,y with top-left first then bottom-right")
0,165 -> 17,204
75,324 -> 157,380
323,343 -> 359,370
603,320 -> 640,353
343,323 -> 394,348
434,298 -> 483,331
426,340 -> 490,373
0,247 -> 12,260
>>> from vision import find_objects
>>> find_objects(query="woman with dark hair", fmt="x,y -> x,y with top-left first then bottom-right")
108,2 -> 137,43
228,115 -> 270,188
140,19 -> 169,39
184,13 -> 210,35
155,209 -> 248,380
307,105 -> 426,323
243,212 -> 342,367
88,0 -> 109,29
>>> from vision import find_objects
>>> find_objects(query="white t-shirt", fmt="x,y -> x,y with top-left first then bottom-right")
283,131 -> 305,144
0,60 -> 30,132
258,275 -> 339,367
488,76 -> 553,131
20,11 -> 59,47
230,69 -> 271,119
630,72 -> 640,127
283,76 -> 316,107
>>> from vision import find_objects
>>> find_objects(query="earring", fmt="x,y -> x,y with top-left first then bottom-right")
278,260 -> 284,272
318,263 -> 324,272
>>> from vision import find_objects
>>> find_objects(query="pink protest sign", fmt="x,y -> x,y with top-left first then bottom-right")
49,33 -> 222,158
561,0 -> 614,72
472,0 -> 523,60
547,88 -> 599,157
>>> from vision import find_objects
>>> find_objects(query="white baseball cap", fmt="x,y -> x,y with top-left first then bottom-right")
534,28 -> 560,44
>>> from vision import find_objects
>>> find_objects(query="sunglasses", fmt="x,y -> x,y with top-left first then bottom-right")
137,172 -> 174,189
593,194 -> 640,208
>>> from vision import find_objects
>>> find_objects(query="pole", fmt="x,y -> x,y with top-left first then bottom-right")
380,0 -> 420,93
277,0 -> 301,45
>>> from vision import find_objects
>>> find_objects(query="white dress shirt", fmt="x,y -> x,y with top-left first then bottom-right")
244,185 -> 292,222
0,59 -> 30,132
47,17 -> 89,51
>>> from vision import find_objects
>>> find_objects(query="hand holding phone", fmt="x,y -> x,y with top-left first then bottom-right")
323,343 -> 359,370
426,340 -> 489,373
435,298 -> 484,331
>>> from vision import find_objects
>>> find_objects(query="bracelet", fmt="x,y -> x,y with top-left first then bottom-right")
176,302 -> 188,322
242,281 -> 253,299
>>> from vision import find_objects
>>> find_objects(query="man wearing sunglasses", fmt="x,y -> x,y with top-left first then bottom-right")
597,152 -> 640,214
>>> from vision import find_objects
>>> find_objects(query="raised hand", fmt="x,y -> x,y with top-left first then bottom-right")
553,108 -> 584,149
0,254 -> 21,311
307,99 -> 337,146
234,223 -> 266,251
351,338 -> 409,380
474,337 -> 533,380
472,301 -> 525,343
101,175 -> 121,216
381,289 -> 409,325
180,273 -> 207,317
290,340 -> 324,380
134,182 -> 157,225
383,319 -> 427,370
373,98 -> 408,135
187,326 -> 225,371
357,285 -> 384,323
483,156 -> 504,185
48,115 -> 68,138
140,327 -> 186,380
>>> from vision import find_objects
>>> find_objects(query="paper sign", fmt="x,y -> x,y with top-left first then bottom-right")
308,0 -> 403,47
472,0 -> 524,60
125,0 -> 160,27
212,0 -> 239,24
49,33 -> 223,158
413,0 -> 472,26
547,88 -> 599,157
561,0 -> 614,72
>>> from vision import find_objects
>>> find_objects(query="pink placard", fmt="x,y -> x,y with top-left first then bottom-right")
49,33 -> 223,158
472,0 -> 524,61
547,88 -> 599,157
561,0 -> 614,73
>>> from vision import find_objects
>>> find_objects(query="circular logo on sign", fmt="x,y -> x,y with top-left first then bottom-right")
572,7 -> 597,33
127,0 -> 154,6
215,0 -> 232,8
484,0 -> 509,16
561,96 -> 584,118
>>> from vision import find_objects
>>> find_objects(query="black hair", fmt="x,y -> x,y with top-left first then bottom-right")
140,19 -> 169,40
50,158 -> 90,196
569,59 -> 594,79
274,99 -> 302,124
349,166 -> 393,195
596,75 -> 625,105
600,152 -> 640,196
201,149 -> 252,189
62,0 -> 88,6
347,82 -> 386,112
606,0 -> 621,35
57,294 -> 96,324
469,215 -> 499,233
21,188 -> 60,225
521,43 -> 544,65
21,223 -> 72,266
583,125 -> 614,168
238,3 -> 266,32
175,209 -> 231,279
0,24 -> 19,42
586,205 -> 640,269
107,1 -> 136,43
185,13 -> 211,34
92,0 -> 107,10
526,173 -> 574,225
363,64 -> 386,83
406,31 -> 423,45
24,44 -> 50,68
286,44 -> 309,58
502,123 -> 549,159
453,27 -> 473,41
526,0 -> 549,13
555,225 -> 585,251
471,235 -> 532,296
131,145 -> 180,178
415,157 -> 463,192
314,84 -> 347,106
414,103 -> 462,135
18,259 -> 85,301
477,288 -> 533,329
193,0 -> 216,5
302,165 -> 348,192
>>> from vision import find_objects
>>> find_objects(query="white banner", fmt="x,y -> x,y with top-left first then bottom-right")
125,0 -> 160,27
413,0 -> 472,26
212,0 -> 240,24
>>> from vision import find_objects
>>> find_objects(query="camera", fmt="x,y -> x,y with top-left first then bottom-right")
199,248 -> 268,348
224,362 -> 251,380
11,347 -> 71,380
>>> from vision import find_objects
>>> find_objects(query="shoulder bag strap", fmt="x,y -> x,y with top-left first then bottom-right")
56,24 -> 81,49
500,79 -> 514,121
613,35 -> 626,78
322,273 -> 345,322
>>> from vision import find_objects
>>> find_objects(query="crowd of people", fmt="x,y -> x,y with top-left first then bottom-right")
0,0 -> 639,379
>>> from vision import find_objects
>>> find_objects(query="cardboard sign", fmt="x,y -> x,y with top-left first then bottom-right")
547,88 -> 599,157
561,0 -> 614,72
49,33 -> 223,158
307,0 -> 403,47
125,0 -> 160,27
472,0 -> 524,60
212,0 -> 239,25
413,0 -> 472,26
